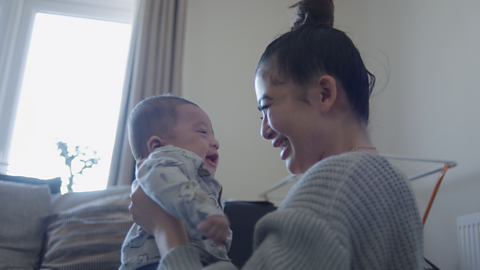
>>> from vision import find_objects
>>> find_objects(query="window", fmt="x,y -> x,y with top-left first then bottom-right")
0,0 -> 134,192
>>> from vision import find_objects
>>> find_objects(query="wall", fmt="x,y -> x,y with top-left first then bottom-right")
182,0 -> 296,202
182,0 -> 480,269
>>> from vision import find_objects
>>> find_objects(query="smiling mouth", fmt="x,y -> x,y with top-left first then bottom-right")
280,138 -> 289,150
274,137 -> 289,150
272,138 -> 290,160
205,153 -> 218,167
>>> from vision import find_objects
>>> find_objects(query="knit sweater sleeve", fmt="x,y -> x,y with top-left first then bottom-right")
246,208 -> 350,269
157,156 -> 355,270
157,152 -> 423,270
159,208 -> 349,270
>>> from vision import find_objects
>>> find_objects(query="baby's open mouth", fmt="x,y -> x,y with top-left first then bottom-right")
206,153 -> 218,166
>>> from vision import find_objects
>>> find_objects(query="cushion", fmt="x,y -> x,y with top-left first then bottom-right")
51,185 -> 131,212
40,193 -> 133,270
0,180 -> 51,270
0,174 -> 62,194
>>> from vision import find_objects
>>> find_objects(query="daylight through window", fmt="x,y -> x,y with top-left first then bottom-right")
8,13 -> 132,192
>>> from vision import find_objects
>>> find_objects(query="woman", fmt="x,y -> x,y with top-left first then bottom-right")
128,0 -> 424,269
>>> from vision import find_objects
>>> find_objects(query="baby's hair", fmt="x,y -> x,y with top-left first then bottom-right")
128,94 -> 198,161
257,0 -> 375,124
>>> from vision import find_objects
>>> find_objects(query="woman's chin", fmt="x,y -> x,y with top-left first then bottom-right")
286,160 -> 302,175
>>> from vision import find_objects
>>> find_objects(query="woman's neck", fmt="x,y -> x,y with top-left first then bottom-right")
325,115 -> 377,156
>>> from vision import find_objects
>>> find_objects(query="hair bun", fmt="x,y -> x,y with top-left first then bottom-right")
290,0 -> 334,31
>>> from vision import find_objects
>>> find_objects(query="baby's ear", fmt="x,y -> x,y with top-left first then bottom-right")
146,136 -> 163,153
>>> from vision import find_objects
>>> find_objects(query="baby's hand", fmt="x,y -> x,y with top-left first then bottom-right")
197,216 -> 230,246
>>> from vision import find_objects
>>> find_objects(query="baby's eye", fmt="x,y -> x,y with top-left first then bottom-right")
198,130 -> 207,134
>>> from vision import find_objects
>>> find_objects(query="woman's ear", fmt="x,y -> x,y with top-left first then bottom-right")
316,75 -> 338,113
146,136 -> 164,153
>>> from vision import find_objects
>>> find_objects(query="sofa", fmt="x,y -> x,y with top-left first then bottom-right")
0,178 -> 276,270
0,178 -> 133,270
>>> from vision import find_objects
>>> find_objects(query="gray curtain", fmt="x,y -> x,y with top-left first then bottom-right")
108,0 -> 186,186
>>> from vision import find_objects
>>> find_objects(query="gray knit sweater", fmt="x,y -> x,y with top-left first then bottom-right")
158,152 -> 424,270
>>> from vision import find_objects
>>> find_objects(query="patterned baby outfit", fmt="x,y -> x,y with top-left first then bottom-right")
120,145 -> 232,270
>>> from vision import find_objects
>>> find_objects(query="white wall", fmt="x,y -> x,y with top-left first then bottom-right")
183,0 -> 480,269
182,0 -> 297,202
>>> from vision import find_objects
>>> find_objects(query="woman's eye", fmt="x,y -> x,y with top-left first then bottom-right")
258,105 -> 269,111
257,105 -> 270,120
257,105 -> 270,113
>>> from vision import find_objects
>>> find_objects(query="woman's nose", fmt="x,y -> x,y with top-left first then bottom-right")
261,114 -> 275,140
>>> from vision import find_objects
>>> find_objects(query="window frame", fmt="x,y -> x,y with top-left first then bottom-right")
0,0 -> 134,174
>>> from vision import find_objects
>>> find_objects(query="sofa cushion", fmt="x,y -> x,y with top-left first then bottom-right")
40,193 -> 133,270
0,174 -> 62,194
50,184 -> 131,212
0,180 -> 51,270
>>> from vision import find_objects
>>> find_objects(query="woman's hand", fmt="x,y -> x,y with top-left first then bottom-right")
129,180 -> 189,256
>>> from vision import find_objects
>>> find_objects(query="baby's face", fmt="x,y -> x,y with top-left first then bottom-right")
163,104 -> 219,177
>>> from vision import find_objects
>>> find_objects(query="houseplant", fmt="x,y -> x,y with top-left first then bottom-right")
56,141 -> 100,192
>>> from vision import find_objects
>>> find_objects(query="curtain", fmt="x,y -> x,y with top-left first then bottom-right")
107,0 -> 186,186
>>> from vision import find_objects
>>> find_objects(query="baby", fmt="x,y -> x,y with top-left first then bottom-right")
120,95 -> 231,270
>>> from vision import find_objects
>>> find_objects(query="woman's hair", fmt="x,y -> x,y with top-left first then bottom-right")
128,95 -> 198,161
256,0 -> 375,123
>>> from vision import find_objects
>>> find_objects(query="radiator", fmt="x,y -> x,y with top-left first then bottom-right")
458,212 -> 480,270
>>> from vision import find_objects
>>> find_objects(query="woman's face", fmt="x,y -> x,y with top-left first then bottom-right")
255,67 -> 323,174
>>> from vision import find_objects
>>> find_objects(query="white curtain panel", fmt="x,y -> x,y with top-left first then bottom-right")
108,0 -> 186,186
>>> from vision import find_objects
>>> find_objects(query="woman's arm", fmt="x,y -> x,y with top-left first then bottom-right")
129,180 -> 350,270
